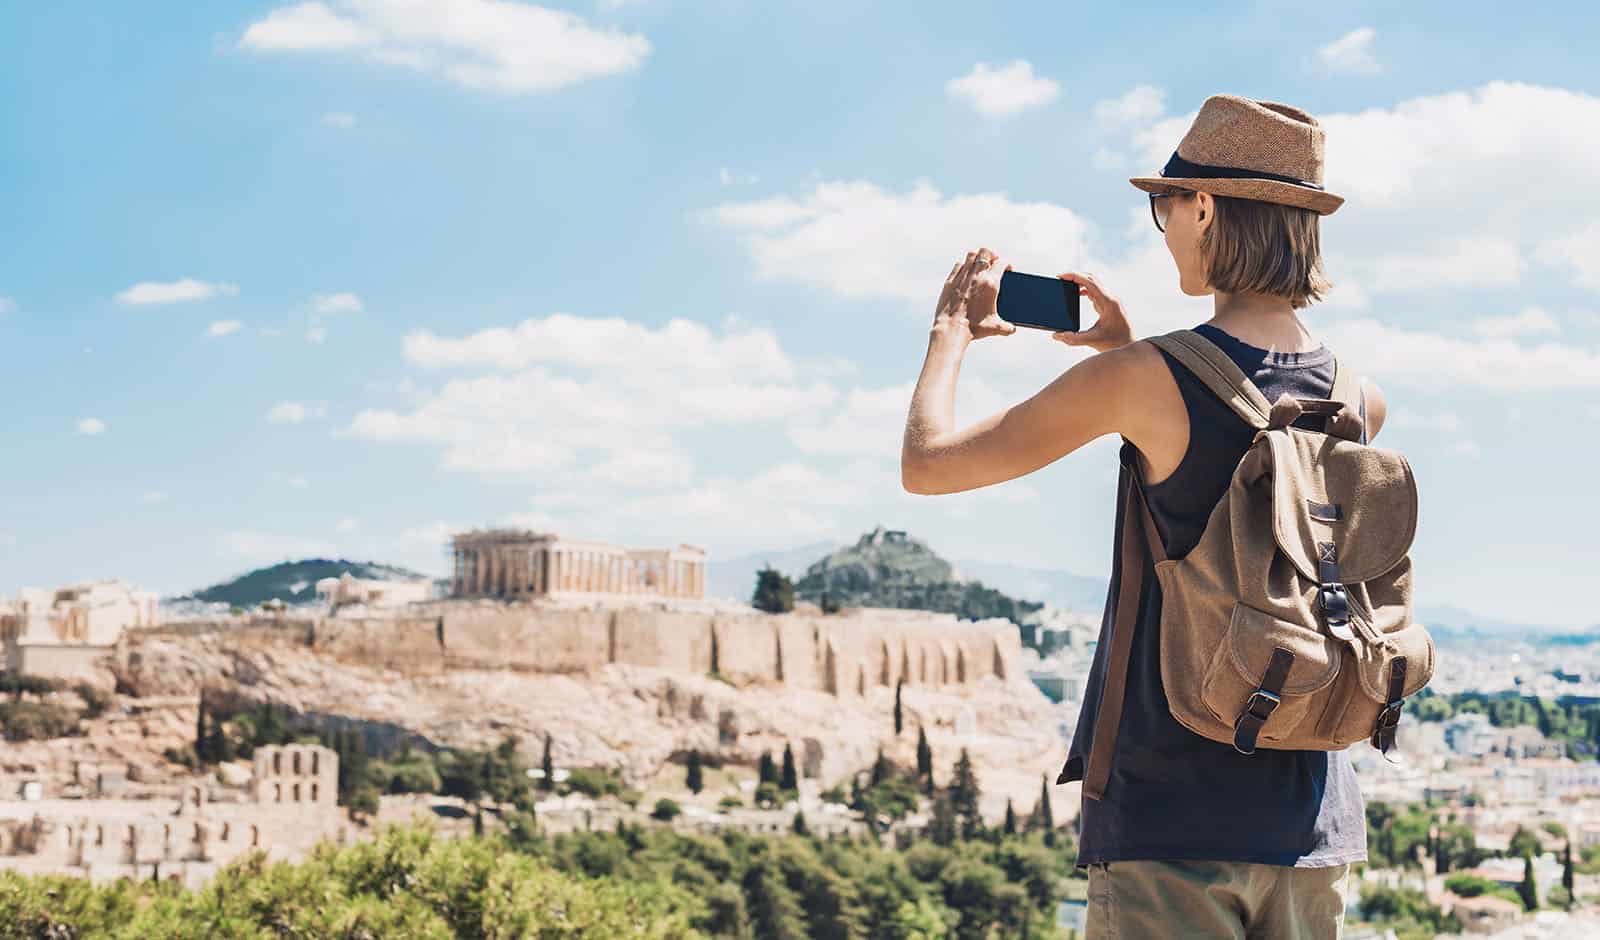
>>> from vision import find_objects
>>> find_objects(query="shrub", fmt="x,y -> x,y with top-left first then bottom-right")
0,701 -> 81,741
652,799 -> 682,822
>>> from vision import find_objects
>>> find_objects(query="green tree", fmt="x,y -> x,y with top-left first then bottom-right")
949,749 -> 982,840
870,747 -> 891,787
894,679 -> 904,736
1518,851 -> 1539,911
540,732 -> 555,792
781,742 -> 799,795
194,696 -> 208,762
1027,775 -> 1054,834
916,726 -> 933,792
929,793 -> 958,847
792,810 -> 809,836
686,750 -> 704,795
1563,841 -> 1575,909
759,750 -> 778,786
652,798 -> 681,822
744,852 -> 808,940
753,565 -> 796,614
1003,800 -> 1017,836
1509,825 -> 1541,860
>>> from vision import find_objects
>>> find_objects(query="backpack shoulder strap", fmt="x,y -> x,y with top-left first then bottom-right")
1145,329 -> 1272,430
1328,353 -> 1370,445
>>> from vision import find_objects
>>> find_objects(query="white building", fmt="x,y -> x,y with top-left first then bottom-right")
1,580 -> 158,680
315,573 -> 434,614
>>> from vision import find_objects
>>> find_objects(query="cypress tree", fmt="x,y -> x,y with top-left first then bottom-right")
194,696 -> 209,763
758,750 -> 777,786
539,733 -> 555,791
950,748 -> 982,840
1563,841 -> 1575,908
780,743 -> 798,794
686,750 -> 704,795
930,793 -> 957,847
894,679 -> 904,736
870,747 -> 889,787
792,810 -> 809,836
1004,799 -> 1018,836
1518,850 -> 1539,911
1029,774 -> 1054,832
916,726 -> 932,782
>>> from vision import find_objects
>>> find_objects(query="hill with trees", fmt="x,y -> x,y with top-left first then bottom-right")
793,527 -> 1043,627
181,558 -> 433,608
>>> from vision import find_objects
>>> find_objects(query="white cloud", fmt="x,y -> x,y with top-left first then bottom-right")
945,61 -> 1060,118
0,296 -> 14,314
141,490 -> 169,504
115,278 -> 239,306
1537,220 -> 1600,292
321,111 -> 357,127
1092,148 -> 1126,171
1094,85 -> 1164,128
719,167 -> 759,186
1316,27 -> 1381,75
288,475 -> 309,489
208,320 -> 243,337
1471,306 -> 1561,339
403,521 -> 466,545
707,178 -> 1096,302
1371,237 -> 1526,292
76,418 -> 106,435
240,0 -> 652,96
350,315 -> 837,477
1322,317 -> 1600,390
306,324 -> 329,344
267,401 -> 326,424
336,517 -> 360,532
312,291 -> 364,314
220,530 -> 335,563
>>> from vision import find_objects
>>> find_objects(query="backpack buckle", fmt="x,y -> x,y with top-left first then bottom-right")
1232,690 -> 1280,755
1318,583 -> 1348,622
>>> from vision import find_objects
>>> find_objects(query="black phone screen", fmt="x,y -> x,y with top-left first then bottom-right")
997,270 -> 1081,333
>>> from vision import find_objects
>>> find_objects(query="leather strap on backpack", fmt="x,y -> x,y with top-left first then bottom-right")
1081,441 -> 1167,801
1232,647 -> 1296,755
1372,657 -> 1408,753
1147,330 -> 1273,430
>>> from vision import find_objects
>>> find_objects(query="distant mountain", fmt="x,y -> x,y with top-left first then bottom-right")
793,527 -> 1043,626
706,541 -> 842,603
182,559 -> 432,608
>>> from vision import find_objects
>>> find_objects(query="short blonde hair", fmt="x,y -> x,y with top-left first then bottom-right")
1198,194 -> 1332,309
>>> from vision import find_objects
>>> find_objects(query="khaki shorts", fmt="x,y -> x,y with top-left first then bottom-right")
1086,859 -> 1351,939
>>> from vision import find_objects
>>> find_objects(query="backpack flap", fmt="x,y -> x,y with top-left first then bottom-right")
1259,428 -> 1417,585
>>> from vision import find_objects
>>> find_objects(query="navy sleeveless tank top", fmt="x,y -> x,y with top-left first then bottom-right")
1063,322 -> 1368,868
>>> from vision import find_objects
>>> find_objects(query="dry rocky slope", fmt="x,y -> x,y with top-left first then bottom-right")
110,628 -> 1071,824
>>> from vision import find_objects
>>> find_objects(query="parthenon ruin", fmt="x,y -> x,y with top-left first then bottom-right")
450,530 -> 706,600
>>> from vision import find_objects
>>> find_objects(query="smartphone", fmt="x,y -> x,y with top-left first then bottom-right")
998,270 -> 1081,333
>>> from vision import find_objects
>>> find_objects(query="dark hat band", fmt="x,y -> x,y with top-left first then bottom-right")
1161,150 -> 1325,191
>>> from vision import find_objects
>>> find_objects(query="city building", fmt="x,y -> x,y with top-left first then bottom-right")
315,572 -> 434,613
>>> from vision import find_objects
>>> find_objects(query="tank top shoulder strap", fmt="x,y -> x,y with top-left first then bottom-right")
1146,329 -> 1271,429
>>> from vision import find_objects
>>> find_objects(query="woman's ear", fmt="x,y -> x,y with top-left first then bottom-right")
1194,191 -> 1213,231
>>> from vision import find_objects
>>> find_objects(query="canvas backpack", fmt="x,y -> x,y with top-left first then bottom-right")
1077,328 -> 1434,801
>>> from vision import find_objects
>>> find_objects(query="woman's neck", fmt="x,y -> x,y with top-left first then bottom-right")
1205,291 -> 1317,353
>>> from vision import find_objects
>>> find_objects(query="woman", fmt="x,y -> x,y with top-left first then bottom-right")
902,95 -> 1386,938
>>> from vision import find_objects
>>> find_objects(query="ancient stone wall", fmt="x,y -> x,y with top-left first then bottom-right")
161,604 -> 1022,698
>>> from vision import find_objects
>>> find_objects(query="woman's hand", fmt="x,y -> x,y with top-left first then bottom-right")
1052,271 -> 1133,352
932,248 -> 1017,340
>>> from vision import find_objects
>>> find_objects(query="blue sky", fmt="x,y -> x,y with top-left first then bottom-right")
2,1 -> 1597,625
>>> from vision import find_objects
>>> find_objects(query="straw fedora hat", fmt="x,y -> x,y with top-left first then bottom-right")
1129,94 -> 1344,215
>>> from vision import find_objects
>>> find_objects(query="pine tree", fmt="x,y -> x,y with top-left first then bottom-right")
540,733 -> 555,792
686,750 -> 704,795
1004,799 -> 1018,836
758,750 -> 777,786
1518,850 -> 1539,911
780,743 -> 798,794
916,726 -> 932,782
752,566 -> 795,614
950,748 -> 982,840
743,854 -> 807,940
894,680 -> 904,736
792,810 -> 809,836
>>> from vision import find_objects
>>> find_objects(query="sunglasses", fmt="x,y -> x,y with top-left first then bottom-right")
1149,189 -> 1192,233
